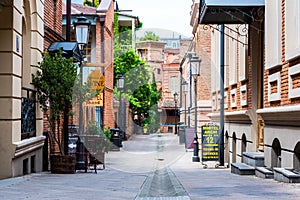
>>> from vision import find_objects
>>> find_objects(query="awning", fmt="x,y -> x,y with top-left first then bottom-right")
199,0 -> 265,24
48,42 -> 82,63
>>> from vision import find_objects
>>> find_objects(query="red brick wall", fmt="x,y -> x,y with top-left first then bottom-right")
196,25 -> 212,101
264,0 -> 300,108
44,0 -> 63,51
44,0 -> 62,34
95,1 -> 115,129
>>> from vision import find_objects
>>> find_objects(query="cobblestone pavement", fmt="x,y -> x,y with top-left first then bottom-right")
0,134 -> 300,200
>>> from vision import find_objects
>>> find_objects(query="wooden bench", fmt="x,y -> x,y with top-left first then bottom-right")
231,163 -> 255,175
255,167 -> 274,179
273,168 -> 300,183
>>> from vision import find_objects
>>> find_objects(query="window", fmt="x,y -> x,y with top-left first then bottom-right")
157,68 -> 161,74
285,0 -> 300,61
268,72 -> 281,102
21,87 -> 36,140
170,76 -> 179,95
265,0 -> 282,69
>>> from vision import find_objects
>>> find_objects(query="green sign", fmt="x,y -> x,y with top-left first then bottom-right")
202,124 -> 219,161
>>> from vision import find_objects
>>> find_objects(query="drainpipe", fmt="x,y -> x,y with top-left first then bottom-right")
99,16 -> 106,63
66,0 -> 71,42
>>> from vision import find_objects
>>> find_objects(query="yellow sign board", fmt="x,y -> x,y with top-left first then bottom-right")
83,93 -> 103,107
87,70 -> 105,92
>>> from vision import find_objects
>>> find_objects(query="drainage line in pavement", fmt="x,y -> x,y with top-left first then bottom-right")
135,167 -> 190,200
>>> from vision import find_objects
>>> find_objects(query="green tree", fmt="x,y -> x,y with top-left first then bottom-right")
139,31 -> 159,41
114,50 -> 161,127
32,51 -> 77,155
84,0 -> 100,7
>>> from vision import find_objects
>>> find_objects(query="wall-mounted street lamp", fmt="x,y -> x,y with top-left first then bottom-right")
190,56 -> 201,162
117,75 -> 125,138
74,15 -> 91,52
173,92 -> 178,135
73,15 -> 91,136
73,14 -> 91,170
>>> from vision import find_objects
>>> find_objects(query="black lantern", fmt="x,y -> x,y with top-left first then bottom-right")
74,15 -> 91,51
117,74 -> 125,90
190,56 -> 201,77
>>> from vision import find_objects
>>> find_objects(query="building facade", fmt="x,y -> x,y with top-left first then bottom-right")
194,0 -> 300,170
0,0 -> 45,179
62,0 -> 115,131
257,0 -> 300,169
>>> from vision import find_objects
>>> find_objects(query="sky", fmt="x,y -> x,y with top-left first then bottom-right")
117,0 -> 193,38
70,0 -> 193,38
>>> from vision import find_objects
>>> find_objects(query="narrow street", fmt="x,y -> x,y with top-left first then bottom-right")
1,134 -> 300,200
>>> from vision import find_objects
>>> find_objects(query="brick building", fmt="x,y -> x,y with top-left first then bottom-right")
193,0 -> 300,170
62,0 -> 115,131
257,0 -> 300,169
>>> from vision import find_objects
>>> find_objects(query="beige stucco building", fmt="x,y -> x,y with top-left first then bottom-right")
0,0 -> 45,179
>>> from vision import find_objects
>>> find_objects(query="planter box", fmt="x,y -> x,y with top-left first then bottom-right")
50,155 -> 76,174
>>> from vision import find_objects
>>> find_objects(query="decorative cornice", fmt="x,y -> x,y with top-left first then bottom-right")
14,136 -> 46,158
257,105 -> 300,126
207,110 -> 251,123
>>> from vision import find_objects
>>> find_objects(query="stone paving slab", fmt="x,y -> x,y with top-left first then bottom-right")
171,151 -> 300,200
1,134 -> 300,200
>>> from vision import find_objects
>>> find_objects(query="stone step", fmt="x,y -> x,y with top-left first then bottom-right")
255,167 -> 274,179
273,168 -> 300,183
231,163 -> 255,175
243,152 -> 264,167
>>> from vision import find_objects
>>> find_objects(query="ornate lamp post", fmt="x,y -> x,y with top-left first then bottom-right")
182,80 -> 188,125
190,56 -> 201,162
173,92 -> 178,135
117,74 -> 125,136
74,15 -> 90,135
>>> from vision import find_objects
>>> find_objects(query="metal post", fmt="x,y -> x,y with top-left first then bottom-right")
179,66 -> 183,108
184,93 -> 187,125
193,77 -> 200,162
175,101 -> 178,134
118,91 -> 122,129
66,0 -> 71,42
188,66 -> 192,128
219,24 -> 225,166
79,63 -> 83,135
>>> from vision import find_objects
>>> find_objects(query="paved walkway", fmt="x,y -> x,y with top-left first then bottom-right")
0,134 -> 300,200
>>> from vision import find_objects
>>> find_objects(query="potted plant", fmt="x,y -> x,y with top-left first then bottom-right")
32,50 -> 77,173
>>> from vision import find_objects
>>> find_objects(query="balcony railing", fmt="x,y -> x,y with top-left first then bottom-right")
21,87 -> 36,140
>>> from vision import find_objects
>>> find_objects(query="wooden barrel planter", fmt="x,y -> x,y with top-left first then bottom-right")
50,154 -> 76,174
